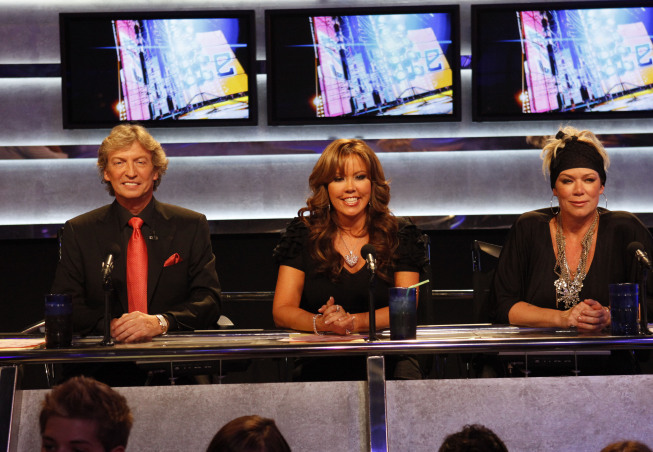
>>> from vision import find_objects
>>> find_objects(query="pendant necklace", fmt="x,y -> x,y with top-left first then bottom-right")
339,232 -> 359,267
553,210 -> 599,309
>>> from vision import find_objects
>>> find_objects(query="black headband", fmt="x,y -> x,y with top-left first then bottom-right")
549,131 -> 606,188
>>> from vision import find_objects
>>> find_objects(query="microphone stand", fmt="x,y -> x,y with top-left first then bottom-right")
367,270 -> 377,342
639,265 -> 651,335
100,271 -> 115,346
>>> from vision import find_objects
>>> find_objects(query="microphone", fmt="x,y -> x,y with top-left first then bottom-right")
627,241 -> 652,335
627,242 -> 653,270
100,243 -> 120,347
361,244 -> 377,274
101,243 -> 121,284
361,244 -> 378,341
637,250 -> 653,270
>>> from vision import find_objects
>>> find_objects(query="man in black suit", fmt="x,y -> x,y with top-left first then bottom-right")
52,124 -> 221,343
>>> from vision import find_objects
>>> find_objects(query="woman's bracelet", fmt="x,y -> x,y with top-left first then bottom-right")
313,313 -> 324,335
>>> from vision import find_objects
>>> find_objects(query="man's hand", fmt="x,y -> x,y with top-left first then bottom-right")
110,312 -> 162,343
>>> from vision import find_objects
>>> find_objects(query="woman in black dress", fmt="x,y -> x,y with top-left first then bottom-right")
492,126 -> 653,331
272,139 -> 428,379
273,138 -> 426,335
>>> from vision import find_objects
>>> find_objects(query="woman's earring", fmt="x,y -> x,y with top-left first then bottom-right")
601,193 -> 608,210
550,195 -> 560,216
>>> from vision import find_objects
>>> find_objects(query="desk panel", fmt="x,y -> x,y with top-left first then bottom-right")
3,325 -> 653,452
13,381 -> 368,452
2,326 -> 653,364
9,376 -> 653,452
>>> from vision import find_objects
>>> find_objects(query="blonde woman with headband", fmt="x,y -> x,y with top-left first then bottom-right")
492,126 -> 653,331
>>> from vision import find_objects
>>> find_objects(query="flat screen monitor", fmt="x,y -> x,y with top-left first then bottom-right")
266,6 -> 460,125
60,10 -> 257,128
472,1 -> 653,121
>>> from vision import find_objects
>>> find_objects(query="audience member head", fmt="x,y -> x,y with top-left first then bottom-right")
97,123 -> 169,195
206,415 -> 291,452
39,376 -> 133,452
601,440 -> 653,452
438,424 -> 508,452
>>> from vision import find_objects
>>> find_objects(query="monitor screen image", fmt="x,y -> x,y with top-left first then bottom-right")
472,1 -> 653,121
60,11 -> 257,128
266,6 -> 460,125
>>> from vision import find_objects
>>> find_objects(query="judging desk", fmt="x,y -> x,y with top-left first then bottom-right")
3,325 -> 653,451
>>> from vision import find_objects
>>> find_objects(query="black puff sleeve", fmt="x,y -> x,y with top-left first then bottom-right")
273,217 -> 309,271
395,218 -> 429,273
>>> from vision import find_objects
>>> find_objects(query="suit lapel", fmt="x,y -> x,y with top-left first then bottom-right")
147,200 -> 175,307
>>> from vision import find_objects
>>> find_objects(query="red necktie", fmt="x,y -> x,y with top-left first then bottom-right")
127,217 -> 148,313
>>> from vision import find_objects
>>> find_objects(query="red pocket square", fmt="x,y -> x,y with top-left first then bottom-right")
164,253 -> 182,267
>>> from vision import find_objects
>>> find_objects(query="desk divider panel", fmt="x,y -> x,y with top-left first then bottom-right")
11,375 -> 653,451
12,381 -> 368,452
386,375 -> 653,451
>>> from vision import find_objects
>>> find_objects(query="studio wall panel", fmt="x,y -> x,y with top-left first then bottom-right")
2,148 -> 652,227
2,0 -> 653,229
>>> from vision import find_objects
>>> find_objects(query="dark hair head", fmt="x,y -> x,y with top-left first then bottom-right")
39,376 -> 133,451
439,424 -> 508,452
302,138 -> 390,216
299,138 -> 397,282
206,415 -> 291,452
601,440 -> 653,452
97,123 -> 169,195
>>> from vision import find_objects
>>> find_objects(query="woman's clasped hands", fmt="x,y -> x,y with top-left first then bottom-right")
563,298 -> 611,332
318,296 -> 357,335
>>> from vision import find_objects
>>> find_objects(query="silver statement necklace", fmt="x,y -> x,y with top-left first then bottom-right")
553,211 -> 599,310
339,232 -> 359,267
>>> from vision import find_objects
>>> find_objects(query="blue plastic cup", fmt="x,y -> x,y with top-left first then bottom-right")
45,293 -> 73,348
388,287 -> 417,340
609,283 -> 639,336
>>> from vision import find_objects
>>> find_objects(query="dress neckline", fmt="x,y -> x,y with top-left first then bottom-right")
547,213 -> 602,279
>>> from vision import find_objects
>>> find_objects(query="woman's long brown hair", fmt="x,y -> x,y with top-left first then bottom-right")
298,139 -> 398,282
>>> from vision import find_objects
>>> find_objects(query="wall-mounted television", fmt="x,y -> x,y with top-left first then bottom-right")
472,1 -> 653,122
265,6 -> 460,125
60,10 -> 257,129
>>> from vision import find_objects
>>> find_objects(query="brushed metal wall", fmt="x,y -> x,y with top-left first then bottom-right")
1,0 -> 652,229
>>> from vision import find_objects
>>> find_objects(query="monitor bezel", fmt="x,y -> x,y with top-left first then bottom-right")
59,10 -> 258,129
265,5 -> 461,126
472,0 -> 653,122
